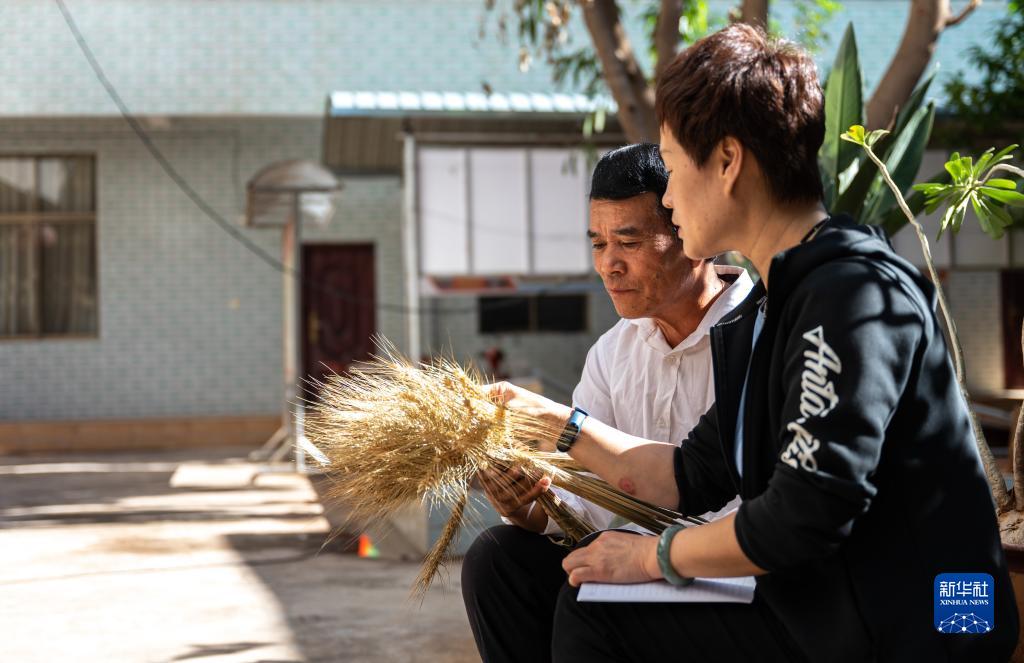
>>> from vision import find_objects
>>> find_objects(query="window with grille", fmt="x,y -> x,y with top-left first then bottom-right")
0,156 -> 97,337
479,294 -> 587,334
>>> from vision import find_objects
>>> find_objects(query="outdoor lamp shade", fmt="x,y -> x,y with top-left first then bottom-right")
245,159 -> 342,227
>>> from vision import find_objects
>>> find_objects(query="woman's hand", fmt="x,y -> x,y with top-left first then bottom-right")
486,381 -> 573,452
561,531 -> 662,587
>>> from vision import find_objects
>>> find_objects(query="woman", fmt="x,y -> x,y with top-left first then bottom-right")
487,24 -> 1017,663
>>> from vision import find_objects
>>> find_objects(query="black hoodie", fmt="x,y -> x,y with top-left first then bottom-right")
673,216 -> 1018,661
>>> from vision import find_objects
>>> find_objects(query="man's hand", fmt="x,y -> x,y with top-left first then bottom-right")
486,382 -> 572,452
478,465 -> 551,532
561,531 -> 660,587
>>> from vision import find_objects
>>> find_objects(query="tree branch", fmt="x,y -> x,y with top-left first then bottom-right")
946,0 -> 982,27
655,0 -> 684,83
866,0 -> 981,129
578,0 -> 658,143
736,0 -> 769,28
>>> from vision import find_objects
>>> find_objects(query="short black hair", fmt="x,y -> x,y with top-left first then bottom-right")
589,143 -> 668,201
589,143 -> 674,229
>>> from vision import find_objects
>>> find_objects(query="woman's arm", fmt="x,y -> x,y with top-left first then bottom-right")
560,513 -> 767,586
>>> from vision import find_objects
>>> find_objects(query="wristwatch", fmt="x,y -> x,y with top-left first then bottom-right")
556,407 -> 588,453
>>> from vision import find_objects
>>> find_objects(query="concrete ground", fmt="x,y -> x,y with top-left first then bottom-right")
0,449 -> 479,663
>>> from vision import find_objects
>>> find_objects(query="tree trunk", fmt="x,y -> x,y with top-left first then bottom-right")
738,0 -> 769,28
578,0 -> 658,143
866,0 -> 981,129
654,0 -> 684,83
1014,318 -> 1024,511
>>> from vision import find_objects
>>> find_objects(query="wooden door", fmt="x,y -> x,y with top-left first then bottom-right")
1003,270 -> 1024,389
302,244 -> 376,392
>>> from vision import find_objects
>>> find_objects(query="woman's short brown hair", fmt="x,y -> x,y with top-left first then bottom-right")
655,24 -> 825,204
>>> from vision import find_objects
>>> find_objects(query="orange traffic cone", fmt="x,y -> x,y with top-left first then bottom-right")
358,533 -> 380,558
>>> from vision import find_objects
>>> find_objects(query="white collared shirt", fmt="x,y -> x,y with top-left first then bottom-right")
543,265 -> 753,535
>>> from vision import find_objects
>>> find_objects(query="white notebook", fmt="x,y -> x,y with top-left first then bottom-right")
578,576 -> 756,604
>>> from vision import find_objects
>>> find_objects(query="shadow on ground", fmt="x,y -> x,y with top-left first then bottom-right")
0,448 -> 478,663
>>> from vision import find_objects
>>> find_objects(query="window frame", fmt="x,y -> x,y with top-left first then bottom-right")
0,153 -> 99,341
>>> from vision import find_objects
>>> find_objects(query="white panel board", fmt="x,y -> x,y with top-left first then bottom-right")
530,149 -> 590,274
470,149 -> 529,274
419,147 -> 468,274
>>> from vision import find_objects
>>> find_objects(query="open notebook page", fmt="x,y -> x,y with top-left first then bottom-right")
578,576 -> 756,603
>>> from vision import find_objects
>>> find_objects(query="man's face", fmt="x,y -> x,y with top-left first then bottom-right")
659,126 -> 727,260
588,193 -> 695,319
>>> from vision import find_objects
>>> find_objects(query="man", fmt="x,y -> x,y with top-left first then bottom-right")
488,25 -> 1017,662
462,143 -> 753,663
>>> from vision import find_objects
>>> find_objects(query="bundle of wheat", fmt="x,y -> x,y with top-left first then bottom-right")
306,342 -> 703,596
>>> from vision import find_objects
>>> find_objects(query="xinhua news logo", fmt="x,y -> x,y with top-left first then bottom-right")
934,573 -> 995,634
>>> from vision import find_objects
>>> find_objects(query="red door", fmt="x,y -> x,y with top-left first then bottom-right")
302,244 -> 376,391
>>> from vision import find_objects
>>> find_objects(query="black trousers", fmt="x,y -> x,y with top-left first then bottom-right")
461,525 -> 805,663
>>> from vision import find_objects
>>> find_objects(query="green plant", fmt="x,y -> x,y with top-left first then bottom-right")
842,124 -> 1024,516
913,146 -> 1024,238
945,0 -> 1024,134
820,25 -> 940,236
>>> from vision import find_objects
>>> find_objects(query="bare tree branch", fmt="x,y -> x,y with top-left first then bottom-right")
946,0 -> 982,27
654,0 -> 684,83
866,0 -> 980,129
578,0 -> 658,143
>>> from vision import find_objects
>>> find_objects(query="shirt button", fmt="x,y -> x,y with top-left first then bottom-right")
658,418 -> 668,428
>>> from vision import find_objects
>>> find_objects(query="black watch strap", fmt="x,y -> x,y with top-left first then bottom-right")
556,407 -> 588,453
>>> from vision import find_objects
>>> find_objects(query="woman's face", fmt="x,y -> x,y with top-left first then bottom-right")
659,126 -> 736,261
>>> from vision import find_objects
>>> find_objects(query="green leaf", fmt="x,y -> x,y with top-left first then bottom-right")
989,144 -> 1020,167
973,195 -> 1006,240
980,186 -> 1024,207
841,124 -> 866,145
951,195 -> 970,233
944,153 -> 966,181
860,103 -> 935,224
986,178 -> 1019,190
865,129 -> 889,147
822,24 -> 864,192
893,70 -> 934,137
922,186 -> 958,215
951,205 -> 968,236
833,153 -> 877,219
962,157 -> 975,181
989,202 -> 1015,229
912,182 -> 950,196
944,155 -> 977,184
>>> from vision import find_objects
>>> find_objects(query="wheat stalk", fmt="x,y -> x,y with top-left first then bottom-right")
306,340 -> 700,596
